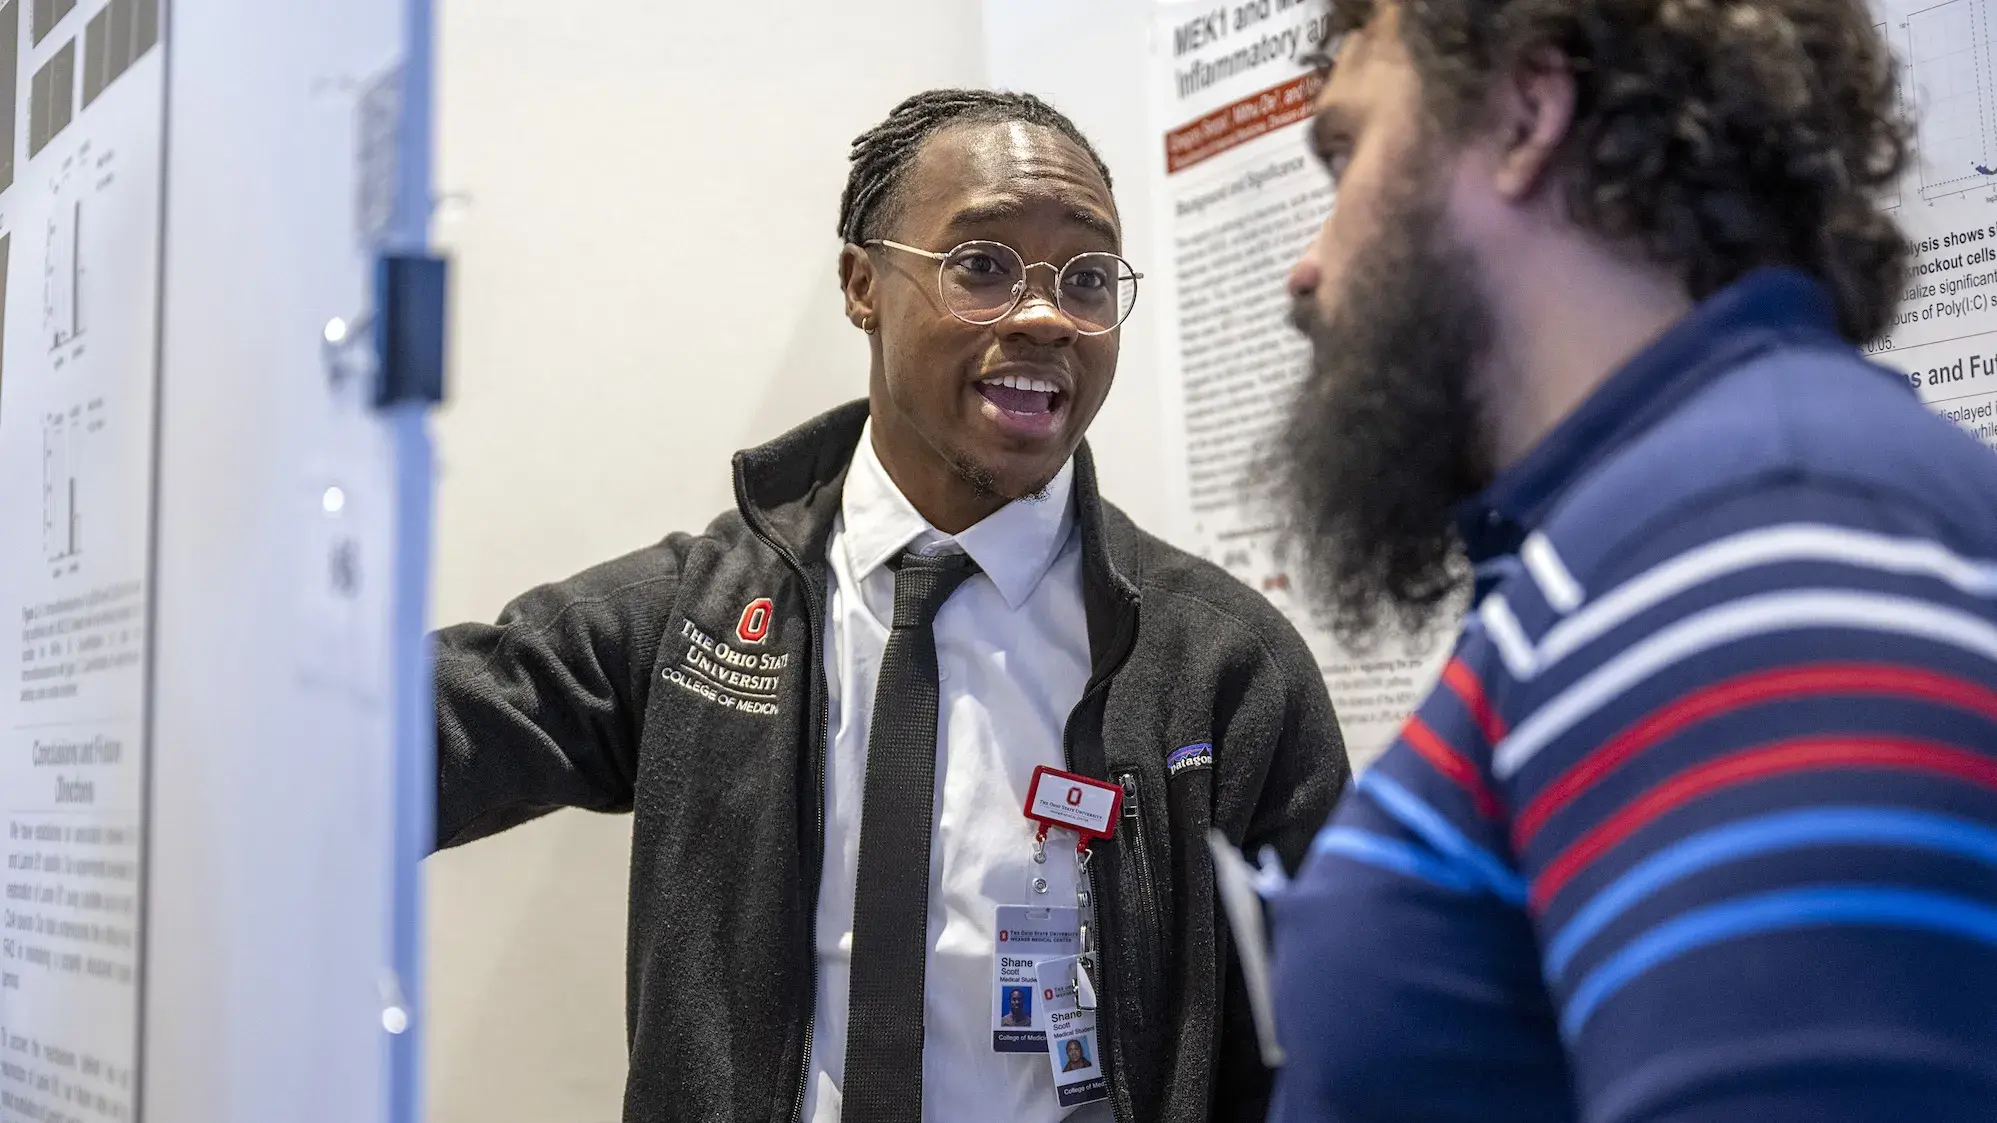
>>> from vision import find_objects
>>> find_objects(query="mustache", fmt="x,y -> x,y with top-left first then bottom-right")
1289,295 -> 1319,337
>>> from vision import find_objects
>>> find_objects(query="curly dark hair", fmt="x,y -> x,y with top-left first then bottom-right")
837,89 -> 1114,246
1324,0 -> 1910,341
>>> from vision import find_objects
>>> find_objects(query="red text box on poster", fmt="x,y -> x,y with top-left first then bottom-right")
1165,71 -> 1325,175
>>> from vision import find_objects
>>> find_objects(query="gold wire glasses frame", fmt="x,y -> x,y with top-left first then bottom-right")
865,238 -> 1144,336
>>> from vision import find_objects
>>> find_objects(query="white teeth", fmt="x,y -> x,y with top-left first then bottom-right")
981,374 -> 1060,394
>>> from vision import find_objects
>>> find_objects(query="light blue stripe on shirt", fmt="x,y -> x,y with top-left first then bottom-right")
1360,771 -> 1528,904
1313,826 -> 1483,895
1561,884 -> 1997,1039
1545,806 -> 1997,979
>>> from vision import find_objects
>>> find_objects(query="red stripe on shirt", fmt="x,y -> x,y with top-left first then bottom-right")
1513,664 -> 1997,851
1442,657 -> 1508,745
1401,715 -> 1504,820
1528,735 -> 1997,913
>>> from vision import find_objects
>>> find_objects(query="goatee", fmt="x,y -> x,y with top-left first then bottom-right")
948,452 -> 1052,505
1271,171 -> 1493,645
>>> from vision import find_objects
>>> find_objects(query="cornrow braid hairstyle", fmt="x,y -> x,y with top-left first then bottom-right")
837,88 -> 1114,246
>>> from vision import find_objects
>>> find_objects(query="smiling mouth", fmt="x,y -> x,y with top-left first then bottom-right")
974,373 -> 1065,416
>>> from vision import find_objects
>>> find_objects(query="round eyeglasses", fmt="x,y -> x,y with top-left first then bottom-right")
865,239 -> 1143,336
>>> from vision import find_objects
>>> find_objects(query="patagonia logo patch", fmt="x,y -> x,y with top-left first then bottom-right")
1167,742 -> 1213,777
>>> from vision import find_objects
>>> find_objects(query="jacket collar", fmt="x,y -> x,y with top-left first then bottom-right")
733,400 -> 1143,668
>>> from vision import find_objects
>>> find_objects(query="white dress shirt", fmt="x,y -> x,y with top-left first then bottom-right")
804,424 -> 1111,1123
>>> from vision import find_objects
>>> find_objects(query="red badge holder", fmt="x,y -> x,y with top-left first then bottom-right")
1022,765 -> 1122,851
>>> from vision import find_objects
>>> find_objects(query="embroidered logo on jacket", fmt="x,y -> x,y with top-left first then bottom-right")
661,617 -> 789,717
1167,742 -> 1213,776
736,598 -> 774,643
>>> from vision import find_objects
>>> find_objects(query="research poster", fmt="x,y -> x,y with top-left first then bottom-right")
1864,0 -> 1997,441
1146,0 -> 1451,769
1146,0 -> 1997,769
0,2 -> 165,1121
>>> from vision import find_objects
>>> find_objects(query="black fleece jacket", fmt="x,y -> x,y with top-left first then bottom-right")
433,401 -> 1349,1122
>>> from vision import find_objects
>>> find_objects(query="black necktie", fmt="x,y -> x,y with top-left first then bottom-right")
842,549 -> 981,1122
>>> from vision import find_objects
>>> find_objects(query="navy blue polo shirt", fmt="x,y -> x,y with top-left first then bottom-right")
1270,269 -> 1997,1122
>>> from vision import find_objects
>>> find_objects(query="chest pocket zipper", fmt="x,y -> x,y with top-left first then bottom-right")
1118,773 -> 1165,1032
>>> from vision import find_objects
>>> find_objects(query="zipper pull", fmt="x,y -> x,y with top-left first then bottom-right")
1120,774 -> 1139,820
1075,953 -> 1098,1011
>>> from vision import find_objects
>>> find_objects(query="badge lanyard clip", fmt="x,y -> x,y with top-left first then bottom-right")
1021,765 -> 1119,1010
1074,844 -> 1098,1010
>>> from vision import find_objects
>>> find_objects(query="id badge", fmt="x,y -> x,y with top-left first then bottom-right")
992,905 -> 1078,1052
1035,955 -> 1109,1108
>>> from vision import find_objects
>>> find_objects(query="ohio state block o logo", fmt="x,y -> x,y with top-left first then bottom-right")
1066,786 -> 1083,806
737,598 -> 774,643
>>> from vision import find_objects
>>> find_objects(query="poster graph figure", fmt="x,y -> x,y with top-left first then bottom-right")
32,0 -> 74,45
0,1 -> 19,194
1907,0 -> 1997,199
27,36 -> 74,157
83,0 -> 160,107
1880,22 -> 1906,209
45,197 -> 82,350
42,409 -> 80,563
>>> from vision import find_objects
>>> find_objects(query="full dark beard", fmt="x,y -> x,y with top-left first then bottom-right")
1271,176 -> 1493,646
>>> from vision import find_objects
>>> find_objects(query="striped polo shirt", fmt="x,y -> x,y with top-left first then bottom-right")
1268,268 -> 1997,1122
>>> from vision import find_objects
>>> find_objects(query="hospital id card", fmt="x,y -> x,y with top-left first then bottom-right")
1035,954 -> 1109,1108
992,905 -> 1079,1051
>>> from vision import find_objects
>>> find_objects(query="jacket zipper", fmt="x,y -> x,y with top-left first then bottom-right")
1060,611 -> 1139,1123
731,468 -> 830,1123
1117,772 -> 1164,1021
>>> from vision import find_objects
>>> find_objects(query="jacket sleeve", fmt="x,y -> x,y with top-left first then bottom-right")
1215,625 -> 1349,1121
432,538 -> 685,850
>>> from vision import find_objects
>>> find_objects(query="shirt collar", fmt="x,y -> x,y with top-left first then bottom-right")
1454,267 -> 1849,566
841,420 -> 1077,611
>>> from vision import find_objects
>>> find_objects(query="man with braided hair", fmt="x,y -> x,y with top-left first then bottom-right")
432,88 -> 1347,1123
1267,0 -> 1997,1118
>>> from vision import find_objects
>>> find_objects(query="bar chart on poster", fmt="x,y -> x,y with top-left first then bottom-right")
0,2 -> 440,1122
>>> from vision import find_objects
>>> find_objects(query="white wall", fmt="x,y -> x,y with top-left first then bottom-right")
424,3 -> 988,1119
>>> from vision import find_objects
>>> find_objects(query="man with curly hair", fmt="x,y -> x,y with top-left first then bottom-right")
1268,0 -> 1997,1118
